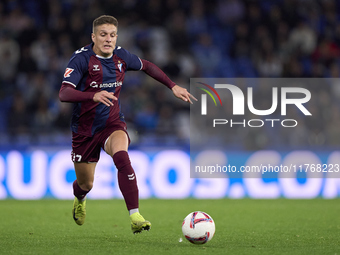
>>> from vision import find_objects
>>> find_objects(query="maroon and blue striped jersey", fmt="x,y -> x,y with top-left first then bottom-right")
61,43 -> 142,137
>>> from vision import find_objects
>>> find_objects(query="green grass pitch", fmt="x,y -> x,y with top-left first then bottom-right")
0,199 -> 339,255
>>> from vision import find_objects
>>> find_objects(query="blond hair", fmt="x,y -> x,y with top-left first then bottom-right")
93,15 -> 118,32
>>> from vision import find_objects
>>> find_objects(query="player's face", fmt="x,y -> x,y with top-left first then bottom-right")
92,24 -> 118,57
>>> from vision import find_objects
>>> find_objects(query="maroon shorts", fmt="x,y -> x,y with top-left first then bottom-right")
71,120 -> 130,163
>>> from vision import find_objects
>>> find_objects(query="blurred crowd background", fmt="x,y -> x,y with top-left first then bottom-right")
0,0 -> 340,150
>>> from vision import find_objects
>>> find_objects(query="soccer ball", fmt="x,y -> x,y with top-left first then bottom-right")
182,211 -> 215,244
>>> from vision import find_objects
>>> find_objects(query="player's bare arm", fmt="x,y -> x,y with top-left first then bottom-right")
172,85 -> 198,104
93,91 -> 117,107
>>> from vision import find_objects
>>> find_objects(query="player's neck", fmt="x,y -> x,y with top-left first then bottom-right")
92,44 -> 113,58
96,53 -> 113,59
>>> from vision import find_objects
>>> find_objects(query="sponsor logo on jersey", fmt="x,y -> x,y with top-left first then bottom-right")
64,68 -> 74,78
90,81 -> 98,88
93,65 -> 100,71
90,81 -> 123,88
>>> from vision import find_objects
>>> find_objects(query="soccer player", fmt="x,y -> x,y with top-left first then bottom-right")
59,15 -> 196,234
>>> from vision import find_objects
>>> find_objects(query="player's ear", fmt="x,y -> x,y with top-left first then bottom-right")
91,33 -> 95,42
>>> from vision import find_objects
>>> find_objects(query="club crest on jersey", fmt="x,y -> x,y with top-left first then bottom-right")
117,61 -> 122,72
64,68 -> 74,78
93,65 -> 100,71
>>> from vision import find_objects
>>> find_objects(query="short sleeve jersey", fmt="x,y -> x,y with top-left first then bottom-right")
62,43 -> 142,137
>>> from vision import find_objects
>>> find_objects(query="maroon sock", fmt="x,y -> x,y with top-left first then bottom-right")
113,151 -> 139,211
73,180 -> 89,200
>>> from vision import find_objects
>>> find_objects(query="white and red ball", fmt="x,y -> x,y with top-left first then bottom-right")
182,211 -> 215,244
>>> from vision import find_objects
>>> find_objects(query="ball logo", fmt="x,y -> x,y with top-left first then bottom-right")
189,211 -> 214,229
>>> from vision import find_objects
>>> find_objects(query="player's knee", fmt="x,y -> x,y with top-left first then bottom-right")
78,181 -> 93,191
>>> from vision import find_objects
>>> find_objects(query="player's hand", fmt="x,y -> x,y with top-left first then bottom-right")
93,91 -> 117,106
172,85 -> 198,104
